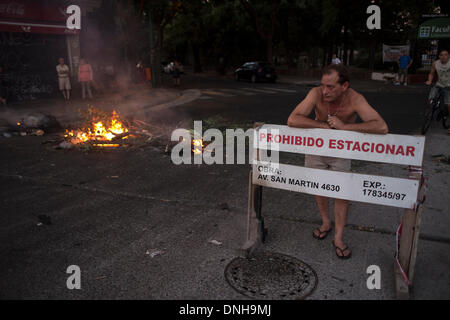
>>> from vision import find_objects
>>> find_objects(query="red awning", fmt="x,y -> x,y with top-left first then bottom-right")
0,0 -> 78,35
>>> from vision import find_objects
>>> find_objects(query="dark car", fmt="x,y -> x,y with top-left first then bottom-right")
234,61 -> 277,83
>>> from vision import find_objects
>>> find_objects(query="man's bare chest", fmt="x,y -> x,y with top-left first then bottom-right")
315,101 -> 357,123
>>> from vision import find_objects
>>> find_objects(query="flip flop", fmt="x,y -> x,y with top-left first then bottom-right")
332,241 -> 352,260
312,227 -> 332,240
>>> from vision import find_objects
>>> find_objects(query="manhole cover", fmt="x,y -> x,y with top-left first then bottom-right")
225,251 -> 318,300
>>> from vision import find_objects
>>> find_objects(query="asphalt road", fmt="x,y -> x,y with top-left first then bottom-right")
1,74 -> 447,300
167,74 -> 427,135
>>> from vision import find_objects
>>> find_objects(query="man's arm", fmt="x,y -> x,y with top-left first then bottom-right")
57,66 -> 69,77
407,57 -> 413,68
328,94 -> 388,134
287,88 -> 330,129
426,61 -> 436,85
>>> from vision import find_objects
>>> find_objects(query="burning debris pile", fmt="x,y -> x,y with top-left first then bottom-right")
61,107 -> 165,150
1,108 -> 250,156
64,107 -> 131,148
60,107 -> 211,154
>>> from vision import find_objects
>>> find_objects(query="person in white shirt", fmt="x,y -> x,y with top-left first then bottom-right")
332,54 -> 342,65
56,58 -> 71,100
426,49 -> 450,133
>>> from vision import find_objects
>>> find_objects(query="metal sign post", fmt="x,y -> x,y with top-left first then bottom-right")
240,123 -> 266,258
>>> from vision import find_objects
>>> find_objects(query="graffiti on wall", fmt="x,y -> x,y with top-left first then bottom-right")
0,32 -> 65,101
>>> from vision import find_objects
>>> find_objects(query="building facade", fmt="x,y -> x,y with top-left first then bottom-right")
0,0 -> 101,101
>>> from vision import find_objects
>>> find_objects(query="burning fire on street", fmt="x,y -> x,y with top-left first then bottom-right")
5,106 -> 212,155
61,107 -> 206,154
64,109 -> 130,147
192,138 -> 204,154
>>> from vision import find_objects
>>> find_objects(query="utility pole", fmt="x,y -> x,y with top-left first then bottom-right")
149,13 -> 156,88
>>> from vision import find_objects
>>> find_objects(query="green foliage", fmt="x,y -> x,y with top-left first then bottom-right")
111,0 -> 440,70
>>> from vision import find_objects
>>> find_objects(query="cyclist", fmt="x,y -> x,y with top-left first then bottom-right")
426,49 -> 450,132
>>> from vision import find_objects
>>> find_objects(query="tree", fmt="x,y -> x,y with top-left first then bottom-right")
114,0 -> 181,87
239,0 -> 280,62
147,0 -> 181,87
114,0 -> 146,73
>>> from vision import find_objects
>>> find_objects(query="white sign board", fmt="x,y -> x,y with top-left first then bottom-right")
383,44 -> 410,63
253,161 -> 419,209
255,125 -> 425,166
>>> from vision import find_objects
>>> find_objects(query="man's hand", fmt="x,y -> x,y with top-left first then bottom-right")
327,116 -> 345,130
320,121 -> 332,129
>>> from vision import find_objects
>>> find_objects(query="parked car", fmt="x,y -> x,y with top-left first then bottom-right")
234,61 -> 277,83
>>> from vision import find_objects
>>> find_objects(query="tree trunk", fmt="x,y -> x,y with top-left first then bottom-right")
349,47 -> 354,66
192,41 -> 202,73
369,36 -> 376,71
312,47 -> 319,69
151,45 -> 162,88
149,18 -> 162,88
266,36 -> 273,63
343,25 -> 348,66
286,50 -> 296,68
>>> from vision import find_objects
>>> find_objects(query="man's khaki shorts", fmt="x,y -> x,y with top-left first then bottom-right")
305,154 -> 351,172
58,77 -> 71,90
398,68 -> 408,77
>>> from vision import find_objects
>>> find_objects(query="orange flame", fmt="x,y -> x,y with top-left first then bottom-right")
192,138 -> 204,154
93,144 -> 120,148
65,110 -> 128,145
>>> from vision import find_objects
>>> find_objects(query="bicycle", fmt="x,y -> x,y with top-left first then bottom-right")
421,86 -> 450,134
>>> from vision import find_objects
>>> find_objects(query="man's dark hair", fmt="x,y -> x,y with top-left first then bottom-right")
322,64 -> 350,85
439,49 -> 449,54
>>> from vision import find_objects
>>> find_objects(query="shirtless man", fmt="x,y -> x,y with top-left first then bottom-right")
287,64 -> 388,259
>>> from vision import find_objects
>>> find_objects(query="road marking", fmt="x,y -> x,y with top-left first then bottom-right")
202,90 -> 235,97
220,88 -> 257,96
242,87 -> 278,94
261,87 -> 298,93
198,87 -> 293,100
